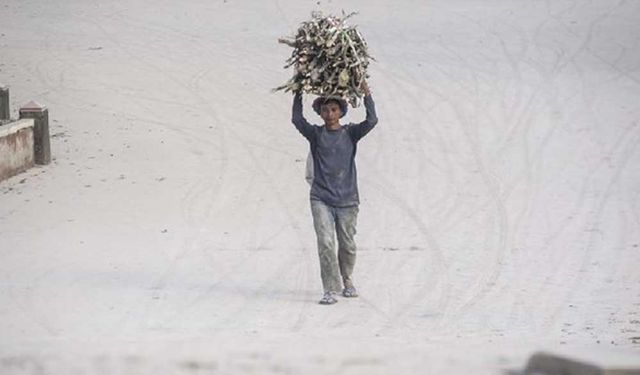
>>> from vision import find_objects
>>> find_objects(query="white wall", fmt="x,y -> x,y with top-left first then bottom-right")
0,119 -> 34,181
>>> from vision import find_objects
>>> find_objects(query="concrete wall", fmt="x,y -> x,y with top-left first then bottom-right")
0,119 -> 35,181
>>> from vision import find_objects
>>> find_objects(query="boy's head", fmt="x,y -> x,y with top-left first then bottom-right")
312,96 -> 348,119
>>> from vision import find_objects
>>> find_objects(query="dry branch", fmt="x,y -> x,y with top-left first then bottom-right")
274,11 -> 373,107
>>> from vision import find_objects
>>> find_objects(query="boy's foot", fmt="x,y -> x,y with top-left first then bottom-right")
342,286 -> 358,298
319,291 -> 338,305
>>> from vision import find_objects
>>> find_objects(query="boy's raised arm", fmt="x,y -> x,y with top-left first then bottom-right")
349,82 -> 378,141
292,93 -> 316,141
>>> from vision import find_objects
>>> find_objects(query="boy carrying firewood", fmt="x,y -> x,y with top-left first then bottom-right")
291,81 -> 378,305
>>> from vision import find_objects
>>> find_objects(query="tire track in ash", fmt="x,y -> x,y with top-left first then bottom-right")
5,20 -> 139,339
524,0 -> 635,331
542,122 -> 640,331
28,8 -> 240,324
460,1 -> 604,334
500,0 -> 639,333
359,68 -> 453,334
490,2 -> 592,330
366,16 -> 522,331
115,10 -> 320,331
91,8 -> 318,334
350,66 -> 452,331
382,11 -> 508,237
400,31 -> 509,328
76,13 -> 242,331
100,8 -> 282,257
360,22 -> 476,332
542,0 -> 627,76
29,49 -> 223,248
31,50 -> 214,124
411,2 -> 620,332
443,6 -> 573,333
184,40 -> 320,334
377,13 -> 469,227
365,177 -> 450,335
154,65 -> 265,322
134,71 -> 254,326
377,56 -> 464,238
445,103 -> 508,325
161,84 -> 315,330
390,61 -> 501,236
192,122 -> 316,334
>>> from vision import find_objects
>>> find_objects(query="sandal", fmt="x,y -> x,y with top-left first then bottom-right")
342,286 -> 358,298
319,291 -> 338,305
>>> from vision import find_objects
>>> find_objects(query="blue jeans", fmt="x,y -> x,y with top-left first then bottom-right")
310,199 -> 359,293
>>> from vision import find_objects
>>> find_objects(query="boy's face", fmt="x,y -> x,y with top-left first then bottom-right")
320,101 -> 342,124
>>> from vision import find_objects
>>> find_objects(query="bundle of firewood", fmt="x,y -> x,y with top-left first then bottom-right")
274,11 -> 373,107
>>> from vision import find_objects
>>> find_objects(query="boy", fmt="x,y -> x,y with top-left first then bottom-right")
291,82 -> 378,305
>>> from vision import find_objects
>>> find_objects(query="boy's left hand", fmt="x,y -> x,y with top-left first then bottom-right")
361,80 -> 371,96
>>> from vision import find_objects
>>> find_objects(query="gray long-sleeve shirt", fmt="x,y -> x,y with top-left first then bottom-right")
292,93 -> 378,207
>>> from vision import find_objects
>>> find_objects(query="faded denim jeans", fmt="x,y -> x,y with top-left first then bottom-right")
310,199 -> 359,293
